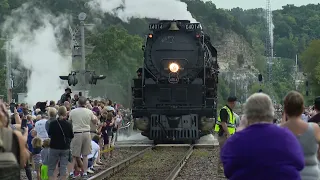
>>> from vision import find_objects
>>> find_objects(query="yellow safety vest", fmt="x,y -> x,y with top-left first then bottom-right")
214,106 -> 236,135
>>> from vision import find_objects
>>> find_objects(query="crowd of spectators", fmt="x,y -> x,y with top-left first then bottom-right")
221,91 -> 320,180
0,88 -> 128,180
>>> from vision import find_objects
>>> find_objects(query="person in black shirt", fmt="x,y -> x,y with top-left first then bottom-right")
216,96 -> 237,173
47,106 -> 73,180
218,96 -> 237,138
308,97 -> 320,125
59,88 -> 72,105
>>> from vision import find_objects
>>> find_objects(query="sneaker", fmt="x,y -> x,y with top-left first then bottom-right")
90,167 -> 96,171
69,172 -> 81,179
93,163 -> 101,167
82,173 -> 88,179
87,169 -> 94,174
96,161 -> 104,165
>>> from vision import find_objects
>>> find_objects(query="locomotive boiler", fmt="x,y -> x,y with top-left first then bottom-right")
132,20 -> 219,143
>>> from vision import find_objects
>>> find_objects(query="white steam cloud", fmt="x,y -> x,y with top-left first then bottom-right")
87,0 -> 197,22
2,3 -> 72,105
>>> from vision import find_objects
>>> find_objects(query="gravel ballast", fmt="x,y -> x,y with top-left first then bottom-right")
176,148 -> 227,180
110,147 -> 189,180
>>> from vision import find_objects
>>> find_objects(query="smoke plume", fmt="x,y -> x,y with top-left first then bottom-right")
2,3 -> 72,105
87,0 -> 197,22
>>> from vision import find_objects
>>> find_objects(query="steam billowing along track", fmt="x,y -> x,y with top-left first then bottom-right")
88,145 -> 226,180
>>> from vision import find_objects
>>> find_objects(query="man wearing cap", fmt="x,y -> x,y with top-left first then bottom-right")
214,96 -> 237,172
308,97 -> 320,125
60,88 -> 72,105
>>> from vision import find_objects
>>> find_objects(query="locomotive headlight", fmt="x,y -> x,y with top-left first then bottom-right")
169,63 -> 179,73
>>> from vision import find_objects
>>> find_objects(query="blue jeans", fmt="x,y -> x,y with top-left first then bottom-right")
88,157 -> 96,168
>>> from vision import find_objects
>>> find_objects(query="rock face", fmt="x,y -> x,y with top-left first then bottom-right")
213,30 -> 257,72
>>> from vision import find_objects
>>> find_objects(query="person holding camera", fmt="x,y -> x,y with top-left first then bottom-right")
0,100 -> 30,179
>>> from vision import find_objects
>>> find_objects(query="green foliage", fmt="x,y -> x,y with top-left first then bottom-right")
300,40 -> 320,99
1,0 -> 319,106
86,25 -> 143,105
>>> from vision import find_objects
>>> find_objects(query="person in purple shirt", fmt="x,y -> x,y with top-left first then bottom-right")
221,93 -> 304,180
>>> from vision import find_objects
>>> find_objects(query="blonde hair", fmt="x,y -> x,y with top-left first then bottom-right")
48,107 -> 57,118
58,106 -> 67,117
42,139 -> 50,148
35,108 -> 41,114
36,115 -> 41,120
32,137 -> 42,148
27,115 -> 32,121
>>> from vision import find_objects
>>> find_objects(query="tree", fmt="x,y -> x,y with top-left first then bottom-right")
86,25 -> 143,106
300,40 -> 320,96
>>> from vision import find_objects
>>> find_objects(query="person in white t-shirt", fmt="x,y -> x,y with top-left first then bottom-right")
86,135 -> 100,173
35,115 -> 48,141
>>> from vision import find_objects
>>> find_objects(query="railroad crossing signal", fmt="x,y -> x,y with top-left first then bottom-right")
88,72 -> 106,85
59,71 -> 106,86
59,72 -> 78,86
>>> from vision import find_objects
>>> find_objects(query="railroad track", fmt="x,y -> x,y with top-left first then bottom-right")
88,144 -> 225,180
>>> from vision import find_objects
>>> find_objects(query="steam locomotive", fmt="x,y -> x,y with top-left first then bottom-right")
132,20 -> 219,143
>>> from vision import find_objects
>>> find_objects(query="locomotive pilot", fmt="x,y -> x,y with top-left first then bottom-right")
214,96 -> 237,172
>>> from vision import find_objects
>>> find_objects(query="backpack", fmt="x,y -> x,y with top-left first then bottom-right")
0,128 -> 20,180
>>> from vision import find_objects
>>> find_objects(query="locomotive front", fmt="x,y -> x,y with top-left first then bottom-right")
132,20 -> 218,143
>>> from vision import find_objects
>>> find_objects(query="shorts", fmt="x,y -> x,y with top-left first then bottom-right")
48,149 -> 69,177
102,133 -> 109,145
71,132 -> 91,157
33,154 -> 42,170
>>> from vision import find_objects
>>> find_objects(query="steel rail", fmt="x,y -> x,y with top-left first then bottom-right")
89,144 -> 215,180
88,146 -> 153,180
165,145 -> 194,180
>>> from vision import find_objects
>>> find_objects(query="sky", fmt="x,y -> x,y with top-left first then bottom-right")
207,0 -> 319,10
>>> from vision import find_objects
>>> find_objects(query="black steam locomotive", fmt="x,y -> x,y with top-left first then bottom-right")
132,20 -> 218,143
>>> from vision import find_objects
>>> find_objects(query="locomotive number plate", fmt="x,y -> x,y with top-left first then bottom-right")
185,23 -> 201,30
149,23 -> 163,30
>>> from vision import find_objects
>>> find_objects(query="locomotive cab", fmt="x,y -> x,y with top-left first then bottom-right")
132,20 -> 218,143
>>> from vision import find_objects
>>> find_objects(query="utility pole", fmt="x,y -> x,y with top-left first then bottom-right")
266,0 -> 273,82
3,36 -> 13,103
79,12 -> 87,90
294,54 -> 298,90
60,15 -> 106,90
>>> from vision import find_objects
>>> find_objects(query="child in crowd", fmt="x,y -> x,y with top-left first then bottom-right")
27,130 -> 37,153
32,137 -> 43,180
40,139 -> 50,180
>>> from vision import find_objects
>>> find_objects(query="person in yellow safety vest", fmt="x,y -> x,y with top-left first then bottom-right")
214,96 -> 237,173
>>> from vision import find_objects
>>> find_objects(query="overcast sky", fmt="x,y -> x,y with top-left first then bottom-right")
207,0 -> 319,10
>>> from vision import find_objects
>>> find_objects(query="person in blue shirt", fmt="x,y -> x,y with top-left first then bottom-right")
27,129 -> 37,153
